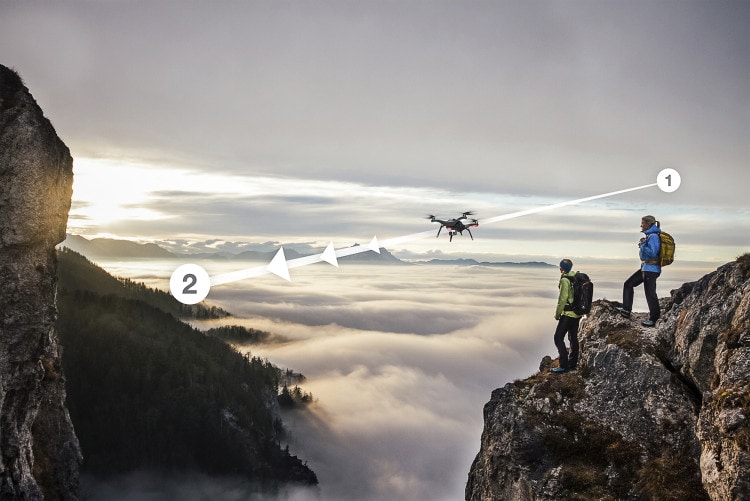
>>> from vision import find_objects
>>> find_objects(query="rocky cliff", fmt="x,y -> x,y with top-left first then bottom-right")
466,255 -> 750,501
0,65 -> 81,499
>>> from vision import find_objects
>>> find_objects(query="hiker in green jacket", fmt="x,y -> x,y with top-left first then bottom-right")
552,259 -> 582,373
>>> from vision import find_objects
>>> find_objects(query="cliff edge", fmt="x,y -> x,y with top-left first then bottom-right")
0,65 -> 82,499
466,255 -> 749,501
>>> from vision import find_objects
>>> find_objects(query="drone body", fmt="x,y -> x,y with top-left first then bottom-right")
427,211 -> 479,242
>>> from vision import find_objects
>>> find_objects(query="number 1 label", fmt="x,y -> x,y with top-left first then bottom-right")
657,168 -> 681,193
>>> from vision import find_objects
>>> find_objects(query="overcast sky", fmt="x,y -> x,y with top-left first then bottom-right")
2,3 -> 748,499
1,1 -> 748,262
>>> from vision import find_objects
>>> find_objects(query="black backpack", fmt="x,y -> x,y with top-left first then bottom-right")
563,272 -> 594,315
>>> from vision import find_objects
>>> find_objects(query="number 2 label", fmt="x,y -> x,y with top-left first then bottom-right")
170,264 -> 210,304
182,273 -> 198,294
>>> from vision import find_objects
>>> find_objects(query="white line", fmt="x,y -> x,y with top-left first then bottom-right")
288,253 -> 325,269
208,182 -> 658,286
210,264 -> 272,286
479,183 -> 657,225
379,229 -> 437,247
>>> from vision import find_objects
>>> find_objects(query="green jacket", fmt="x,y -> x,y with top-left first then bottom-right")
556,271 -> 582,320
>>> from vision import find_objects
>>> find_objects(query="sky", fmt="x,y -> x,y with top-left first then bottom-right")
2,2 -> 748,499
1,0 -> 748,265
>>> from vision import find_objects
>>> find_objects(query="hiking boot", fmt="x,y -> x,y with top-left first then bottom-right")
551,367 -> 567,373
641,320 -> 656,327
616,307 -> 631,318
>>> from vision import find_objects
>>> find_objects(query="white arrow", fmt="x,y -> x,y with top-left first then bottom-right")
366,236 -> 380,253
267,247 -> 291,281
321,241 -> 339,267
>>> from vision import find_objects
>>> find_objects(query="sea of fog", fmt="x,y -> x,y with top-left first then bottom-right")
90,258 -> 718,501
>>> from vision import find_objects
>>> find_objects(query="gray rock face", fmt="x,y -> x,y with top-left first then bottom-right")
1,65 -> 81,499
466,257 -> 750,501
666,259 -> 750,500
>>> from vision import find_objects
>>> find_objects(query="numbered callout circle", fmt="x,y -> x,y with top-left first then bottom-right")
657,168 -> 681,193
170,263 -> 210,304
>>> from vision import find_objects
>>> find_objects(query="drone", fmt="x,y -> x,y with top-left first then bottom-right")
427,211 -> 479,242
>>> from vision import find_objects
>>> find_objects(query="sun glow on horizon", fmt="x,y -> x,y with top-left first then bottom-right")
66,156 -> 471,242
69,158 -> 178,233
67,157 -> 308,237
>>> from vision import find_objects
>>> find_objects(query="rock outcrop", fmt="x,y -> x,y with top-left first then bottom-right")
467,255 -> 750,501
1,65 -> 82,499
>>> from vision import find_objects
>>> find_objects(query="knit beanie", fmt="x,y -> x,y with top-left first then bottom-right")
559,259 -> 573,273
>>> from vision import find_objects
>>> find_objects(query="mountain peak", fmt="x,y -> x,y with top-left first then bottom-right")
0,63 -> 81,499
466,255 -> 750,500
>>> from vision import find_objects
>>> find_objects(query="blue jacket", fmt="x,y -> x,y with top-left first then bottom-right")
639,225 -> 662,273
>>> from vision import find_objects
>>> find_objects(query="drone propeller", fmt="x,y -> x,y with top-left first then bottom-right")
462,211 -> 475,216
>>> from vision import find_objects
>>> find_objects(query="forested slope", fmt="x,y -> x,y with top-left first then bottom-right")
55,249 -> 317,487
57,248 -> 229,319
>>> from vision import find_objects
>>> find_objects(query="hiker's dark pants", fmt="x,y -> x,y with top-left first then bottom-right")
623,270 -> 661,322
554,316 -> 581,370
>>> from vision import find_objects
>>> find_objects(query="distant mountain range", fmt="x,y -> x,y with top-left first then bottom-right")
60,234 -> 553,267
61,234 -> 174,259
415,258 -> 554,267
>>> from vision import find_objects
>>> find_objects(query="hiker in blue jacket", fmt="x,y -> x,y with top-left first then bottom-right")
617,215 -> 661,327
551,259 -> 582,373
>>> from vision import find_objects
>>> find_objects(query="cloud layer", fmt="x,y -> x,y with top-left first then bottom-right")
175,260 -> 713,500
66,160 -> 749,265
